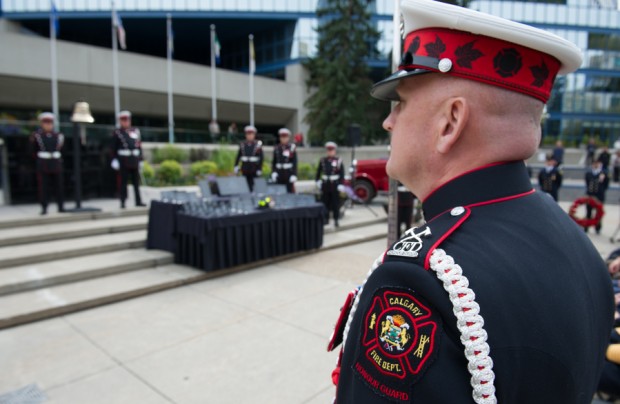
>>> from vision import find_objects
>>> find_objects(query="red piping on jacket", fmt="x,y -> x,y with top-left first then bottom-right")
423,189 -> 535,270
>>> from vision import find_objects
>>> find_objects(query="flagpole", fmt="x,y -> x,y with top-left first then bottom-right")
210,24 -> 217,122
112,1 -> 120,127
167,13 -> 174,144
50,2 -> 59,129
387,0 -> 401,246
249,34 -> 255,127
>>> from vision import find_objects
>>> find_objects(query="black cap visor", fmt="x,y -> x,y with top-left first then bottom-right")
370,53 -> 440,101
370,69 -> 433,101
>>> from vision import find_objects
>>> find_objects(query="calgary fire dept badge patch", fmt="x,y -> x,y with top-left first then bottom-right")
353,288 -> 440,402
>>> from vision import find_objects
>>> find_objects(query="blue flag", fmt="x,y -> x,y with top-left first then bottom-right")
50,0 -> 59,36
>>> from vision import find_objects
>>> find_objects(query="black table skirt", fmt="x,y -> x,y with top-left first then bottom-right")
146,200 -> 184,253
147,201 -> 325,271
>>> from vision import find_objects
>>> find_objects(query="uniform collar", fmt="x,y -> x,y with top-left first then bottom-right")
422,161 -> 533,221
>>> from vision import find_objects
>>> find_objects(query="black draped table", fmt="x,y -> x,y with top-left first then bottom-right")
147,200 -> 325,271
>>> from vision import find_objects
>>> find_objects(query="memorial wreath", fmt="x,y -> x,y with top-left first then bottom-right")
568,196 -> 604,228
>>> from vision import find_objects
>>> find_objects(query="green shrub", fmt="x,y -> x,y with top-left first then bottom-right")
153,145 -> 189,164
142,161 -> 155,182
212,148 -> 237,174
297,162 -> 317,180
190,160 -> 218,178
261,161 -> 271,178
156,160 -> 183,184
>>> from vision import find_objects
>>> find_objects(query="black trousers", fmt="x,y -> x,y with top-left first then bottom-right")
120,168 -> 142,205
586,194 -> 605,231
322,185 -> 340,225
37,172 -> 64,211
276,171 -> 295,193
243,173 -> 256,192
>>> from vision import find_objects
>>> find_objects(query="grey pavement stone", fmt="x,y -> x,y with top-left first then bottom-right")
125,313 -> 335,404
64,286 -> 252,363
44,366 -> 172,404
0,317 -> 117,393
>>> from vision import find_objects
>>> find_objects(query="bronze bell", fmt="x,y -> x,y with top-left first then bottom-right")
70,101 -> 95,123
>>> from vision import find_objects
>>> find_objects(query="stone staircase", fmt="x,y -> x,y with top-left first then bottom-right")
0,209 -> 206,330
0,204 -> 389,330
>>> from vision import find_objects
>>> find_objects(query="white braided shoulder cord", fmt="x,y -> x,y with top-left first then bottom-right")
341,248 -> 497,404
429,248 -> 497,404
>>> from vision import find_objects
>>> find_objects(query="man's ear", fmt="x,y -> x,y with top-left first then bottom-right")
436,97 -> 469,154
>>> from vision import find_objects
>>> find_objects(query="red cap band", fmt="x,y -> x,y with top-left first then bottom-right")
400,28 -> 561,102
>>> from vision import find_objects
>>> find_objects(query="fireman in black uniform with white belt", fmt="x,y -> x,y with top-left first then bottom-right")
328,1 -> 614,403
111,110 -> 145,208
234,125 -> 263,192
29,112 -> 65,215
271,128 -> 298,193
316,141 -> 345,227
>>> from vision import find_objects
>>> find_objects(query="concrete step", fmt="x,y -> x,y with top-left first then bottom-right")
0,230 -> 146,269
0,216 -> 148,247
0,206 -> 148,230
0,249 -> 173,296
0,265 -> 206,330
323,222 -> 387,250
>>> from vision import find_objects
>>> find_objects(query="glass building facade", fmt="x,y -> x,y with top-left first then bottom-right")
1,0 -> 619,144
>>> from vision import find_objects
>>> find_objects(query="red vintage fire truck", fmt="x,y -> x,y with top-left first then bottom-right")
350,158 -> 389,203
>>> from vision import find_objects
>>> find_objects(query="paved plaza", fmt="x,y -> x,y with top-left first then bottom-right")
0,197 -> 619,403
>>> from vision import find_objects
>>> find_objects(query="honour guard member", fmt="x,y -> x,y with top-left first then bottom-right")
538,155 -> 562,201
316,141 -> 345,227
234,125 -> 263,192
271,128 -> 298,193
585,159 -> 609,234
110,110 -> 146,208
328,1 -> 614,403
29,112 -> 65,215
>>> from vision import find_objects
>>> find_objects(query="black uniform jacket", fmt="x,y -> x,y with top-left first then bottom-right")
538,166 -> 562,193
316,156 -> 344,191
235,140 -> 263,175
335,161 -> 613,404
272,143 -> 298,177
586,169 -> 609,201
30,129 -> 64,174
112,127 -> 142,169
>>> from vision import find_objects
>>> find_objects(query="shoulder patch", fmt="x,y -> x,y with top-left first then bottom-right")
353,287 -> 441,402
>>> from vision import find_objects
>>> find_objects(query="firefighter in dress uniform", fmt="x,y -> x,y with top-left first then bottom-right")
328,1 -> 614,403
234,125 -> 263,192
29,112 -> 65,215
271,128 -> 298,193
316,142 -> 345,227
110,110 -> 146,208
585,159 -> 609,234
537,155 -> 562,201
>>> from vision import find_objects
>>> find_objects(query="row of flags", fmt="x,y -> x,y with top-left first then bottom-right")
49,0 -> 257,69
48,0 -> 258,140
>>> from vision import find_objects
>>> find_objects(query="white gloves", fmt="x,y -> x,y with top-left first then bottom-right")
139,161 -> 144,171
234,166 -> 240,174
111,158 -> 120,171
316,180 -> 322,189
257,170 -> 262,177
289,175 -> 297,183
271,172 -> 278,181
337,184 -> 346,193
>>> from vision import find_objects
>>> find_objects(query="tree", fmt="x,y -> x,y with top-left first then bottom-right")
304,0 -> 383,146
